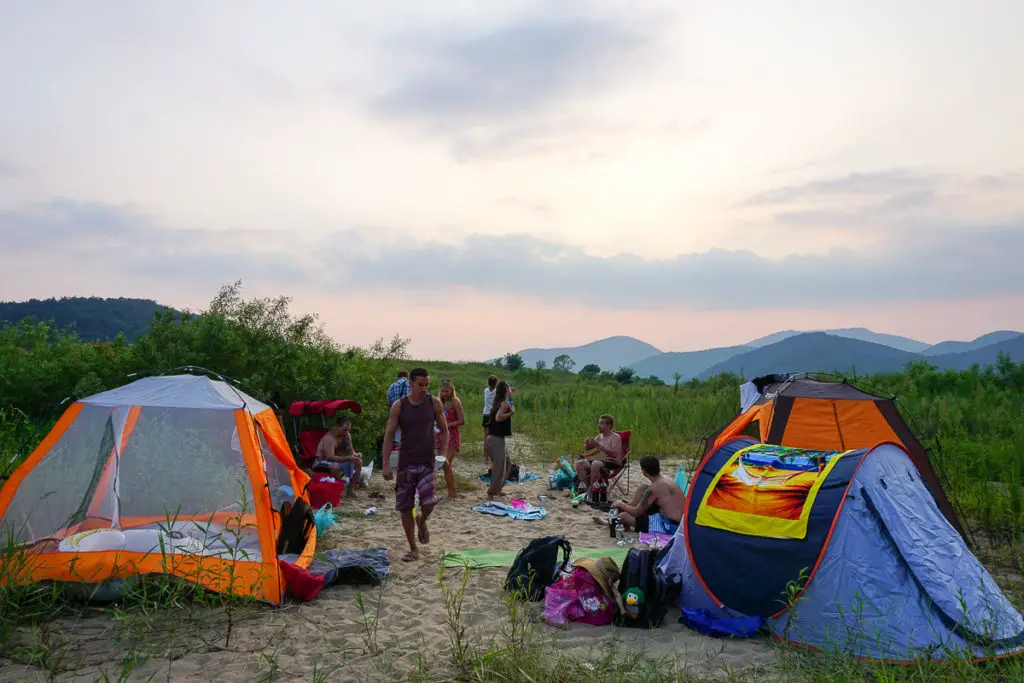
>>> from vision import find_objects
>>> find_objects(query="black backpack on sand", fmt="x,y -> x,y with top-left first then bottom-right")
613,548 -> 682,628
505,536 -> 572,601
276,498 -> 316,555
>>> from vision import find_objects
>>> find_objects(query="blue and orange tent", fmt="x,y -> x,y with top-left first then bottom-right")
661,374 -> 1024,662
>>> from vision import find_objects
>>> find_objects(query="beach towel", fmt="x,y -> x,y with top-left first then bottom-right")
443,546 -> 630,569
479,472 -> 542,484
471,501 -> 548,520
638,532 -> 674,550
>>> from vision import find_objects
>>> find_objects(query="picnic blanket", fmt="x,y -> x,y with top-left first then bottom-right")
471,500 -> 548,520
443,546 -> 630,569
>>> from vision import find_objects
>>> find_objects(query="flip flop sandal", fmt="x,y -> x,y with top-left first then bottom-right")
417,520 -> 430,544
401,551 -> 419,562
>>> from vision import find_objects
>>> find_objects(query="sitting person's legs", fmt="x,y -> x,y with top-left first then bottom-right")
575,458 -> 591,491
341,456 -> 362,497
588,460 -> 605,494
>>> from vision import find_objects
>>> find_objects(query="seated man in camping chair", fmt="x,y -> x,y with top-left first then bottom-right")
575,414 -> 623,500
314,418 -> 362,499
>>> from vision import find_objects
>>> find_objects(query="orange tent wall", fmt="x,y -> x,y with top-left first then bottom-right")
777,398 -> 902,451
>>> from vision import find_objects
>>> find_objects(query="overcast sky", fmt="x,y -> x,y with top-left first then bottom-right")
1,1 -> 1023,360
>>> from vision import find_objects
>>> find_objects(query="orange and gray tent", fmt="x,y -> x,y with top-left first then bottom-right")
702,373 -> 964,538
0,374 -> 313,603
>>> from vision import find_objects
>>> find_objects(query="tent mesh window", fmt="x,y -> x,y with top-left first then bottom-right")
0,405 -> 112,544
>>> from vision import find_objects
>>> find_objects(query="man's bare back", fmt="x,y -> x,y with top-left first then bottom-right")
647,474 -> 686,522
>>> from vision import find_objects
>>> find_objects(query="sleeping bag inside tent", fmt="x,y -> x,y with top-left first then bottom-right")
0,374 -> 314,603
659,437 -> 1024,662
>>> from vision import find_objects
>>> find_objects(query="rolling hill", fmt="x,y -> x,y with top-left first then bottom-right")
629,345 -> 752,382
921,331 -> 1023,357
0,297 -> 177,341
697,333 -> 920,380
514,336 -> 662,371
925,334 -> 1024,371
745,327 -> 930,353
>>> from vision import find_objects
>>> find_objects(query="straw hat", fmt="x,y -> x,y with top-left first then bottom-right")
574,556 -> 624,614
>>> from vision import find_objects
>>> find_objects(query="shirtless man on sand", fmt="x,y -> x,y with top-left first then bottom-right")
382,367 -> 449,562
611,456 -> 686,535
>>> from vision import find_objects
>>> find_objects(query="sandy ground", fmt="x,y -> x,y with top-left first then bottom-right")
0,435 -> 777,682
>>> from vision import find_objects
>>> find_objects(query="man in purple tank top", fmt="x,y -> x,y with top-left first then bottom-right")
382,367 -> 449,562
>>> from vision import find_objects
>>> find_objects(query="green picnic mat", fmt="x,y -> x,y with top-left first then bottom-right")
442,546 -> 629,569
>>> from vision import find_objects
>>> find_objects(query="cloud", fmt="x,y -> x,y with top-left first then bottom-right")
371,15 -> 649,123
3,197 -> 1023,313
364,10 -> 671,158
0,199 -> 310,288
332,225 -> 1024,309
739,170 -> 937,207
736,171 -> 1024,239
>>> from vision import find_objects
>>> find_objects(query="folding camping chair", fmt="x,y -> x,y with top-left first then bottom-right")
288,399 -> 363,477
586,430 -> 631,500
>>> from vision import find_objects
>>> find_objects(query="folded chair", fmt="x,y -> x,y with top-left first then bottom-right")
586,430 -> 632,500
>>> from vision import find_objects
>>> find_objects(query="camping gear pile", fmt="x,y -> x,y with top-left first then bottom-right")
505,535 -> 682,629
656,373 -> 1024,662
0,373 -> 322,603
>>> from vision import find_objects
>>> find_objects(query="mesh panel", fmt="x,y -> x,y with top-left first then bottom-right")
0,405 -> 114,544
116,407 -> 257,521
257,425 -> 294,511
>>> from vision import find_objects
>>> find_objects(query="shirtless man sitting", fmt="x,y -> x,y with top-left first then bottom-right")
575,414 -> 623,497
313,418 -> 362,499
611,456 -> 685,535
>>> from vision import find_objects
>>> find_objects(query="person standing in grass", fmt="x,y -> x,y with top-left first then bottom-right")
437,379 -> 465,500
382,367 -> 449,562
486,381 -> 514,500
481,374 -> 498,466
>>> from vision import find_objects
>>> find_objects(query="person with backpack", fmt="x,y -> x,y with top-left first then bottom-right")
611,455 -> 685,535
382,367 -> 449,562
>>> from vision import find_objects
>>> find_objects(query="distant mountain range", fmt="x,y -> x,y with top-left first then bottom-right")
512,327 -> 1024,381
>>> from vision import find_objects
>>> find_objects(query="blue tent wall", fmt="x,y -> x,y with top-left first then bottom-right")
664,442 -> 1024,662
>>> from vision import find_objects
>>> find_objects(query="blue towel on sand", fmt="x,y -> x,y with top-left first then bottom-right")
471,501 -> 548,520
479,472 -> 541,484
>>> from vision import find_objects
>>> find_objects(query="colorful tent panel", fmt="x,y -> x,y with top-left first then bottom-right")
703,375 -> 962,537
688,438 -> 867,618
